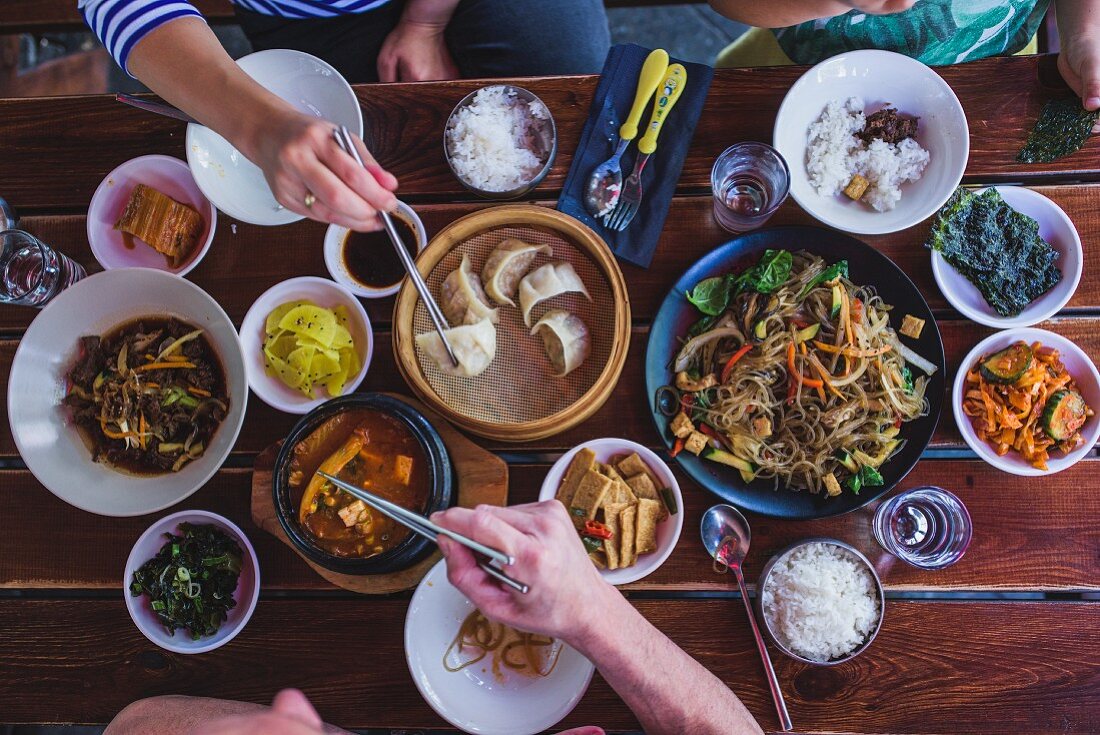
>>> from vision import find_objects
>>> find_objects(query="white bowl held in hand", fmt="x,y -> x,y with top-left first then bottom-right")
186,49 -> 363,227
405,560 -> 594,735
124,510 -> 260,654
239,276 -> 373,414
8,269 -> 247,517
538,438 -> 683,586
931,187 -> 1082,328
953,328 -> 1100,476
773,49 -> 969,235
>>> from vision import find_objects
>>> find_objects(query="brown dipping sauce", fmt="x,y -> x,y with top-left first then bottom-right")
341,216 -> 418,290
289,409 -> 430,559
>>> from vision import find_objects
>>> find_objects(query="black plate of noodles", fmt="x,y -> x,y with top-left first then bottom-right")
645,226 -> 945,519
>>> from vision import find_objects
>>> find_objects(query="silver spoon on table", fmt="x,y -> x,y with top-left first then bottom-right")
701,504 -> 792,732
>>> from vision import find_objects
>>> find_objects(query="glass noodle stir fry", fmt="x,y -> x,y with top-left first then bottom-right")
666,250 -> 935,496
963,341 -> 1092,470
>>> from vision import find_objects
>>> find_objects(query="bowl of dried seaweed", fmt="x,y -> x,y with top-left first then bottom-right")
926,186 -> 1081,328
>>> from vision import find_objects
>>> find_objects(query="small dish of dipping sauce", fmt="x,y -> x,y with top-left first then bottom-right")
324,200 -> 427,298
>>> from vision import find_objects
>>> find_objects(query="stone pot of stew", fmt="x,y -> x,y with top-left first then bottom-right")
273,393 -> 454,575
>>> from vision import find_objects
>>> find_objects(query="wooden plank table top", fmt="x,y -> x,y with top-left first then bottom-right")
1,55 -> 1098,733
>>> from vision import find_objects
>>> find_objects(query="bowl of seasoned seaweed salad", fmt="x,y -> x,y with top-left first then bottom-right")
125,510 -> 260,654
927,186 -> 1081,328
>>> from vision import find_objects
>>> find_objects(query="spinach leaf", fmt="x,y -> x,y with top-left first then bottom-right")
900,366 -> 914,394
798,259 -> 849,299
1018,98 -> 1099,164
925,187 -> 1061,317
844,465 -> 884,495
685,276 -> 734,316
734,249 -> 792,295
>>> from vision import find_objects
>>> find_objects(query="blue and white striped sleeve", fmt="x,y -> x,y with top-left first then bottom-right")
79,0 -> 207,75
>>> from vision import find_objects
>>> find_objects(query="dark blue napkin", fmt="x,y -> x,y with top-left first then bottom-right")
558,44 -> 714,268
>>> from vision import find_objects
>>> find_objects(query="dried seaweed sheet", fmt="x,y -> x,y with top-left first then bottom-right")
925,188 -> 1061,317
1017,98 -> 1099,164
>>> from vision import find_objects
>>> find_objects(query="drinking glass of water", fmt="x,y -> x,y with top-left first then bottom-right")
710,142 -> 790,233
872,486 -> 972,570
1,230 -> 86,307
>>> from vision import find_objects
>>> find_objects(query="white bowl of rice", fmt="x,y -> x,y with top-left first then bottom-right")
444,84 -> 557,199
756,539 -> 885,665
773,50 -> 968,235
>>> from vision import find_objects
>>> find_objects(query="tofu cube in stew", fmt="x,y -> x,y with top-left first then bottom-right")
684,431 -> 708,456
393,454 -> 414,485
338,499 -> 368,528
670,411 -> 695,439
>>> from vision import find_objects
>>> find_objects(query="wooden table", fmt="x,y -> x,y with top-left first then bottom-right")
1,54 -> 1098,734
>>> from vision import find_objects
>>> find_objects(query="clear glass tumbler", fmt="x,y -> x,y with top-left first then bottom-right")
710,142 -> 790,233
873,486 -> 972,570
0,229 -> 86,307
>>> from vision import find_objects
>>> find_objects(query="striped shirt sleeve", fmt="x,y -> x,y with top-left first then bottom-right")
79,0 -> 207,75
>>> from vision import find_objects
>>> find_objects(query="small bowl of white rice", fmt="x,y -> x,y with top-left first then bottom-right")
773,49 -> 968,235
756,538 -> 885,665
444,84 -> 557,199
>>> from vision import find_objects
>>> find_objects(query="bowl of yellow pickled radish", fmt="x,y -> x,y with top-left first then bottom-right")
239,277 -> 373,414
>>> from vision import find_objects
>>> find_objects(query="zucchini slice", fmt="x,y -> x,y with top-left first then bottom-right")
834,449 -> 859,473
702,447 -> 756,473
795,323 -> 821,343
979,342 -> 1033,384
1043,389 -> 1088,441
830,284 -> 843,318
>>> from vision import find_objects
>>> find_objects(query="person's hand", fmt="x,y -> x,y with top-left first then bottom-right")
243,107 -> 399,230
432,500 -> 614,644
1059,31 -> 1100,129
195,690 -> 324,734
377,18 -> 460,82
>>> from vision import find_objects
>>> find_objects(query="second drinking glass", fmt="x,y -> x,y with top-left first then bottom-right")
710,142 -> 790,233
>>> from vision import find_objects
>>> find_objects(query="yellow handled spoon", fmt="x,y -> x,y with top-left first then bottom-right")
583,48 -> 670,219
606,63 -> 687,232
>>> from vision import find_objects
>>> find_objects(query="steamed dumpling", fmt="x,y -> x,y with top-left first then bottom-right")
415,319 -> 496,377
441,254 -> 498,326
518,261 -> 590,327
481,238 -> 552,306
531,309 -> 590,377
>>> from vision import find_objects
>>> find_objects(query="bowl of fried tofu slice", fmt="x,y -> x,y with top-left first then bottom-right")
540,438 -> 683,585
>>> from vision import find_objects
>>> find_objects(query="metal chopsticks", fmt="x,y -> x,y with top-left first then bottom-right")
115,93 -> 199,124
316,471 -> 529,594
331,126 -> 458,367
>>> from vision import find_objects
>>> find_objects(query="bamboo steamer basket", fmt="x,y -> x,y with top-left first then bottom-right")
392,205 -> 630,442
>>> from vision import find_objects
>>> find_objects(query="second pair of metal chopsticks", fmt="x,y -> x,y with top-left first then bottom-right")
316,471 -> 529,594
330,126 -> 458,367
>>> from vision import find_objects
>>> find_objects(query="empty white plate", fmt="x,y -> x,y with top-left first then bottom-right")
186,49 -> 363,226
405,560 -> 594,735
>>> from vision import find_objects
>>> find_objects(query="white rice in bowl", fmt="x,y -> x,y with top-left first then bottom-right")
446,86 -> 551,193
761,542 -> 881,663
806,96 -> 929,212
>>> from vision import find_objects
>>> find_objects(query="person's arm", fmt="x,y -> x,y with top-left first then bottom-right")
706,0 -> 914,28
433,501 -> 764,735
79,3 -> 396,230
377,0 -> 462,82
105,691 -> 351,735
1056,0 -> 1100,118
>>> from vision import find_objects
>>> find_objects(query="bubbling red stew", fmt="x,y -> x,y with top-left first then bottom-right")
288,409 -> 430,558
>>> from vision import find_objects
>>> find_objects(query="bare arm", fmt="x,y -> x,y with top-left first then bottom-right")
706,0 -> 914,28
574,584 -> 764,735
125,16 -> 397,229
105,692 -> 351,735
434,501 -> 764,735
1056,0 -> 1100,112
